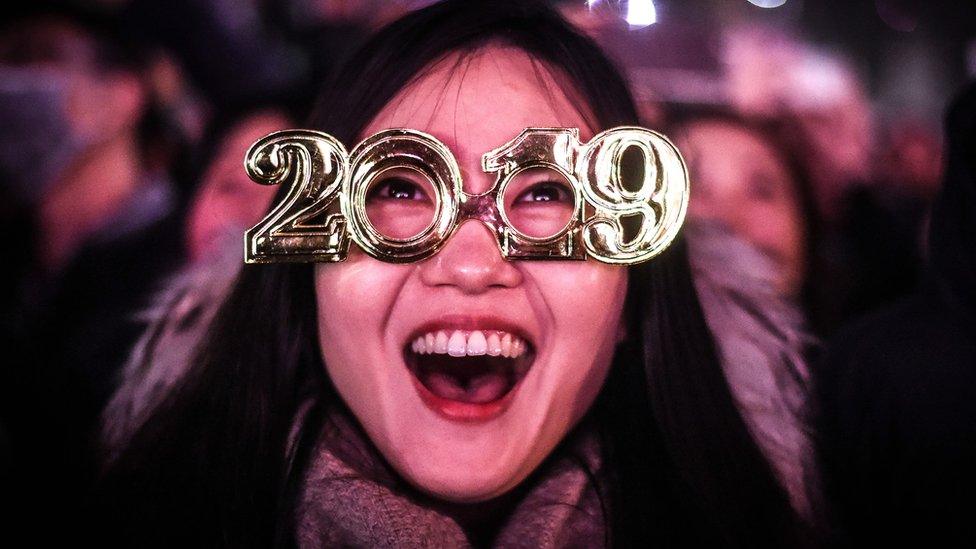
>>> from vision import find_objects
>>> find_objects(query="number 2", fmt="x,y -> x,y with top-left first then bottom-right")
244,130 -> 350,263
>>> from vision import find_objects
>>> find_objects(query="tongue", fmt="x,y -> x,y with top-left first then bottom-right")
422,370 -> 511,404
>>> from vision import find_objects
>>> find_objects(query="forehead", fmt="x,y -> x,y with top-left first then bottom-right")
361,44 -> 595,162
682,121 -> 783,169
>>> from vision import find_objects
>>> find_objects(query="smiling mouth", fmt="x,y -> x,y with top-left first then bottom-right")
403,329 -> 534,421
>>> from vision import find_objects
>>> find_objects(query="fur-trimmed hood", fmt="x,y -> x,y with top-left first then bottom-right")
687,222 -> 816,518
102,222 -> 817,521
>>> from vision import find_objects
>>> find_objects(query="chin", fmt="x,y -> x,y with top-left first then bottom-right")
373,366 -> 555,504
395,443 -> 531,503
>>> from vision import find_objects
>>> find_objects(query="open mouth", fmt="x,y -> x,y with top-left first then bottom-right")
403,329 -> 534,421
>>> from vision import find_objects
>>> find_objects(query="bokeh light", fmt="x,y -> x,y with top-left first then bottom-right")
625,0 -> 657,28
746,0 -> 788,8
586,0 -> 657,28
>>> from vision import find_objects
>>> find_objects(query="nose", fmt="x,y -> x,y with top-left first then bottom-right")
418,219 -> 523,294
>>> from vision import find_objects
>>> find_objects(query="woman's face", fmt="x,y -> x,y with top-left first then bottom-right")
186,111 -> 290,262
314,46 -> 628,502
677,120 -> 807,296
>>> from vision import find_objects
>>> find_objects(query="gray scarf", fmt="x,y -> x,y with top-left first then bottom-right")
295,409 -> 607,548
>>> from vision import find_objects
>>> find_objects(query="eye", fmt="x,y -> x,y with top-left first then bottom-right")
364,171 -> 438,241
513,180 -> 573,205
502,168 -> 577,239
366,176 -> 432,203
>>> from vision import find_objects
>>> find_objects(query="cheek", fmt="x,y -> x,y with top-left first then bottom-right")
522,262 -> 627,422
741,202 -> 807,294
315,254 -> 403,315
753,202 -> 805,261
239,183 -> 279,224
185,190 -> 221,259
313,257 -> 411,418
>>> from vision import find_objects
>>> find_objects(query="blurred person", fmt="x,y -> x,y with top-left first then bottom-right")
120,0 -> 309,114
720,24 -> 931,327
765,42 -> 938,325
723,25 -> 875,223
0,15 -> 171,272
0,6 -> 183,539
814,82 -> 976,547
669,109 -> 832,335
184,108 -> 293,263
817,118 -> 944,329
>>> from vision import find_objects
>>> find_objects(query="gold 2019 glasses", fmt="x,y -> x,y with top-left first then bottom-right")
244,126 -> 689,265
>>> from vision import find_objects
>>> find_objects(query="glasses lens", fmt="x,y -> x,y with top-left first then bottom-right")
501,167 -> 577,239
364,167 -> 438,240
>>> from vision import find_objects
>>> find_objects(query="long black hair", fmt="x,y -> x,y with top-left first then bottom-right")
97,2 -> 808,546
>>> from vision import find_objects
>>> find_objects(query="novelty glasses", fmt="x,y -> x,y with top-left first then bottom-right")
244,126 -> 688,265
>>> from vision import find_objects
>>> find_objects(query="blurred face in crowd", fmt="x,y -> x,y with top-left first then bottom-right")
313,45 -> 628,502
0,18 -> 149,272
185,111 -> 290,262
0,19 -> 145,139
677,119 -> 807,296
0,19 -> 146,201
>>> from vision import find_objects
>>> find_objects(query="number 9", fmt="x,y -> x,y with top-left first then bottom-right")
576,126 -> 689,264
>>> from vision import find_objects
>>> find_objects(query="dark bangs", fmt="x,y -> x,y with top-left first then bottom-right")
307,0 -> 639,144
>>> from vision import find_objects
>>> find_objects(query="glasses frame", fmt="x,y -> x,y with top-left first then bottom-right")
243,126 -> 689,265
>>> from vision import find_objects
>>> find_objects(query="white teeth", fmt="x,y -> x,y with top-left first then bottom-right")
434,331 -> 449,354
487,333 -> 502,356
409,329 -> 527,358
500,333 -> 512,358
467,331 -> 487,356
448,331 -> 466,357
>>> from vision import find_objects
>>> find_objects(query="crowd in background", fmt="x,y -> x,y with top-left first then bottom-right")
1,0 -> 973,545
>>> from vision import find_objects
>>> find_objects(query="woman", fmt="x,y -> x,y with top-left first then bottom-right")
98,2 -> 816,546
668,109 -> 831,335
184,108 -> 295,263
